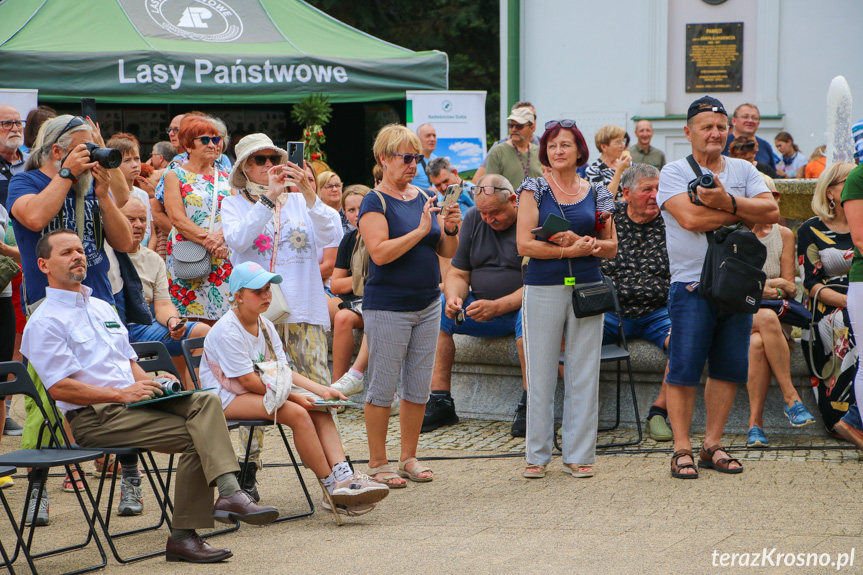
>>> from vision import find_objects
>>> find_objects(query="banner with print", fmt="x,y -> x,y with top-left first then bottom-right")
406,91 -> 487,176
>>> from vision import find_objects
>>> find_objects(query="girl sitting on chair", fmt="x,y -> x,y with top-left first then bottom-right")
199,261 -> 389,516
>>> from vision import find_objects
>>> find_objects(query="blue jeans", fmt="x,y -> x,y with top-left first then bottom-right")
665,282 -> 752,387
128,320 -> 197,357
602,307 -> 671,351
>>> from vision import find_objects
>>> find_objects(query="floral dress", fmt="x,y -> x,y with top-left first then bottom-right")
797,217 -> 856,431
163,166 -> 233,320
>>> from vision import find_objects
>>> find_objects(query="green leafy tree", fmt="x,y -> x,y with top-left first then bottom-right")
290,93 -> 333,162
305,0 -> 500,142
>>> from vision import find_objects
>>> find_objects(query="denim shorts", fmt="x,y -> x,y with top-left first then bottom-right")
665,282 -> 752,386
128,320 -> 197,357
439,292 -> 520,338
602,308 -> 671,351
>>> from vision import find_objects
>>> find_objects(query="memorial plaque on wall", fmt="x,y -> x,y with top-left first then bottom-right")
686,22 -> 743,92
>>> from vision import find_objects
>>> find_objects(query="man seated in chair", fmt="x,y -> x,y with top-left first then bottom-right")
600,164 -> 673,442
20,229 -> 279,563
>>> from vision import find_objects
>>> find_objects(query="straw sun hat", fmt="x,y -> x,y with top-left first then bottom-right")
229,133 -> 288,190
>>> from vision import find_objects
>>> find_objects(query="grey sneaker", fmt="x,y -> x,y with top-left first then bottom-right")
331,472 -> 390,506
117,476 -> 144,516
320,497 -> 376,517
331,372 -> 364,396
3,417 -> 23,436
25,492 -> 50,526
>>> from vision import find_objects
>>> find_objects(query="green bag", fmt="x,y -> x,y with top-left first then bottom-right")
0,255 -> 19,292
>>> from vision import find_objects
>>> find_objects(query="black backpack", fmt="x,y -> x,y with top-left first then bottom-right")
687,156 -> 767,314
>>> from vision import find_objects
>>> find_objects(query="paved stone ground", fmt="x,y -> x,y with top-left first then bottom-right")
1,402 -> 862,574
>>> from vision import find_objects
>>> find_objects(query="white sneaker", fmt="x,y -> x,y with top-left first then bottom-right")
330,472 -> 390,506
390,394 -> 400,417
320,498 -> 376,516
331,372 -> 364,396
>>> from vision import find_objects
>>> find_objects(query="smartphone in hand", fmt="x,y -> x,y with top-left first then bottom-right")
440,184 -> 461,210
81,98 -> 98,123
287,141 -> 304,167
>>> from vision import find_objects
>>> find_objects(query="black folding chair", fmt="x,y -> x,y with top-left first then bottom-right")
556,279 -> 643,450
0,361 -> 108,575
180,337 -> 315,523
0,466 -> 30,575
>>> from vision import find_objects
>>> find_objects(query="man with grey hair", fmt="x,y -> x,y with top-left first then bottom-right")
149,140 -> 177,170
600,164 -> 673,441
7,114 -> 135,524
427,156 -> 476,216
410,123 -> 438,192
423,174 -> 527,434
0,104 -> 28,208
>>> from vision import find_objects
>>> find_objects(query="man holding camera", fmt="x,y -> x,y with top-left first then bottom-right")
657,96 -> 778,479
22,229 -> 277,562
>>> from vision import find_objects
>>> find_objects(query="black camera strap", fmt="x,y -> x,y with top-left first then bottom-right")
686,154 -> 704,178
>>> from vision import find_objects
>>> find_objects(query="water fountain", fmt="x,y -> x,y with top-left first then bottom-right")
825,75 -> 855,165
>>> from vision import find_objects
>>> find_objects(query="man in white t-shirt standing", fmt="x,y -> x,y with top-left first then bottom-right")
657,96 -> 779,479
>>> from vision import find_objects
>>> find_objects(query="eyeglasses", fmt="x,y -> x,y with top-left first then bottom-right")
195,136 -> 221,146
323,183 -> 343,190
0,120 -> 26,131
249,154 -> 282,166
544,119 -> 577,130
391,153 -> 423,164
476,185 -> 512,196
166,127 -> 180,134
830,179 -> 847,188
508,122 -> 527,130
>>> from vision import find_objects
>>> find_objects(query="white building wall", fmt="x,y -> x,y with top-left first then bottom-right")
519,0 -> 862,164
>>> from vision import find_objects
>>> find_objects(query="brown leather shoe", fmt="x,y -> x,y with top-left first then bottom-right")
213,490 -> 279,525
834,420 -> 863,450
166,532 -> 232,563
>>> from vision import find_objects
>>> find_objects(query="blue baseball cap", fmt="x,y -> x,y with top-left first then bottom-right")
687,96 -> 727,121
228,261 -> 283,301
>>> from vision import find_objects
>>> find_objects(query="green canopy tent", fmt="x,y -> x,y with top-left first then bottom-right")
0,0 -> 448,103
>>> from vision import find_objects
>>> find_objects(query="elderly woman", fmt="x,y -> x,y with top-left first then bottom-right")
359,124 -> 461,487
317,170 -> 350,227
585,125 -> 631,199
798,162 -> 858,433
746,177 -> 815,447
516,119 -> 616,479
837,162 -> 863,448
159,115 -> 233,324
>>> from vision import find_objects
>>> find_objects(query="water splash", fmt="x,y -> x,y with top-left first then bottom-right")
826,76 -> 855,165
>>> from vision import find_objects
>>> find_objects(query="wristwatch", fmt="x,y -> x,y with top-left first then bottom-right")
58,167 -> 77,183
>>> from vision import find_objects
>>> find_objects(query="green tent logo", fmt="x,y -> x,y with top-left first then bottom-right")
147,0 -> 244,42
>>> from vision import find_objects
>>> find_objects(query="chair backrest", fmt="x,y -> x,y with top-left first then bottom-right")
131,341 -> 182,381
180,337 -> 205,390
0,361 -> 68,447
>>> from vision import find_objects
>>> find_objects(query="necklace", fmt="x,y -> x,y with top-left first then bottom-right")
514,143 -> 531,177
382,182 -> 408,200
550,171 -> 583,197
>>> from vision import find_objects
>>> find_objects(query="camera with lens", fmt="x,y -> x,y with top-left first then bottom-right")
686,173 -> 715,206
85,142 -> 123,169
154,377 -> 182,396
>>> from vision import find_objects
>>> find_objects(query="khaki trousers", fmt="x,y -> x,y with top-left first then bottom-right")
69,392 -> 240,530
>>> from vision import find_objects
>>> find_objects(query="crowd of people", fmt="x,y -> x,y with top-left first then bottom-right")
0,93 -> 862,563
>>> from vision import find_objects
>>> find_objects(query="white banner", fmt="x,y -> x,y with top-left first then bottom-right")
407,90 -> 486,175
0,89 -> 39,119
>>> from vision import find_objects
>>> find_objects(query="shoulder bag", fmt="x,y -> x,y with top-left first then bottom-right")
688,155 -> 767,314
172,176 -> 221,280
262,198 -> 291,323
554,184 -> 616,318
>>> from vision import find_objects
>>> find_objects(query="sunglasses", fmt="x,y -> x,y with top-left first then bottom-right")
544,119 -> 577,130
391,153 -> 423,164
733,141 -> 757,151
249,154 -> 282,166
508,122 -> 527,130
476,185 -> 512,196
830,179 -> 847,188
54,116 -> 86,145
195,136 -> 222,146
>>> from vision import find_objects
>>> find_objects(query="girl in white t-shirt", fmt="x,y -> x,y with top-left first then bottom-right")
199,261 -> 388,517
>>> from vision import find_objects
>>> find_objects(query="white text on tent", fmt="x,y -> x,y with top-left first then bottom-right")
116,59 -> 350,90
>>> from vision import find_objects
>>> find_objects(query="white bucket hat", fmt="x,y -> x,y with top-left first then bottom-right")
229,133 -> 288,190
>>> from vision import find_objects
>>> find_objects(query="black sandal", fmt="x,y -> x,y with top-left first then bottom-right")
698,444 -> 743,474
670,449 -> 698,479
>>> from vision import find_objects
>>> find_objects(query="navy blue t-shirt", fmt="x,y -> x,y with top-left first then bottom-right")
358,189 -> 441,311
519,177 -> 614,286
8,170 -> 114,307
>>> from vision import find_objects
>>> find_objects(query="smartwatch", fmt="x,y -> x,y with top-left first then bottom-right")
58,167 -> 77,183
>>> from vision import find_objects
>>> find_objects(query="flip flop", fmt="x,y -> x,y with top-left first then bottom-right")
563,463 -> 594,478
523,464 -> 546,479
368,465 -> 406,489
398,458 -> 433,483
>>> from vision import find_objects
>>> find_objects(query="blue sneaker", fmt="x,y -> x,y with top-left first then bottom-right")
747,425 -> 769,447
784,400 -> 816,428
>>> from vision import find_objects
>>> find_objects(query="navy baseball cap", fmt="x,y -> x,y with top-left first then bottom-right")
687,96 -> 728,121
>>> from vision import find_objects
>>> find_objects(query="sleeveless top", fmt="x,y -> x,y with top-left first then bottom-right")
759,225 -> 783,280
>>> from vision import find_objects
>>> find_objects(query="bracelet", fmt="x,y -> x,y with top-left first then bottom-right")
259,194 -> 276,210
728,193 -> 738,215
559,246 -> 564,259
444,225 -> 459,236
776,288 -> 784,299
167,316 -> 179,330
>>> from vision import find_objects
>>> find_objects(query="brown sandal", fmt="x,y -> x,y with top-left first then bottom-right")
670,449 -> 698,479
698,444 -> 743,474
